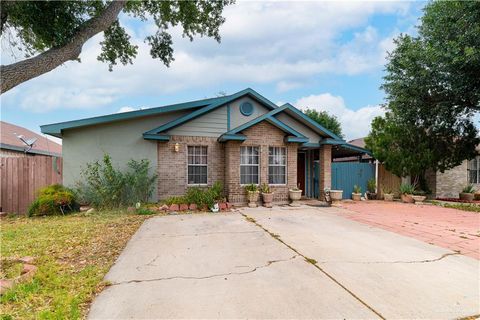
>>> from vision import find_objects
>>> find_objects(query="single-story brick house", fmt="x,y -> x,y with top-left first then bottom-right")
41,88 -> 368,204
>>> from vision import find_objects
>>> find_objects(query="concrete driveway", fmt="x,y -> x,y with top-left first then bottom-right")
89,206 -> 480,319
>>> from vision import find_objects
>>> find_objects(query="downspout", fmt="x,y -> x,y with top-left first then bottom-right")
375,159 -> 379,194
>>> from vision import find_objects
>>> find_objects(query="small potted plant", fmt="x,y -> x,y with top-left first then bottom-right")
382,187 -> 394,201
399,183 -> 415,203
366,178 -> 377,200
411,190 -> 427,204
260,183 -> 274,208
459,185 -> 475,201
352,185 -> 362,201
288,187 -> 302,205
245,184 -> 259,207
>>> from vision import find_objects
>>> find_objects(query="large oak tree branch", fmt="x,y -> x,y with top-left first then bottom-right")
0,1 -> 126,94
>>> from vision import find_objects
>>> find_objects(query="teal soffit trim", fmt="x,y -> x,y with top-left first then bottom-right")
285,136 -> 309,143
142,133 -> 171,141
218,134 -> 247,142
144,88 -> 279,136
281,103 -> 344,140
319,138 -> 345,145
40,95 -> 227,138
340,143 -> 373,155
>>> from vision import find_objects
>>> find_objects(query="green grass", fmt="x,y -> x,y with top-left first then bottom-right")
0,210 -> 151,319
430,201 -> 480,213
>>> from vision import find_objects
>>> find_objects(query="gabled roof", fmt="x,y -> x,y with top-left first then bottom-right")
143,88 -> 278,139
217,103 -> 344,144
218,112 -> 309,143
1,121 -> 62,156
41,95 -> 228,138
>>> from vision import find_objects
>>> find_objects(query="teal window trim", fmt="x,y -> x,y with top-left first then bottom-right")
240,102 -> 254,116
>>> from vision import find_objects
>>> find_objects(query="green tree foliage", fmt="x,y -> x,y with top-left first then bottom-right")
0,0 -> 234,92
366,1 -> 480,185
304,109 -> 344,139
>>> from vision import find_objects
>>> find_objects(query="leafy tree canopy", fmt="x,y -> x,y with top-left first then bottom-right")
366,1 -> 480,185
0,0 -> 234,93
303,109 -> 344,139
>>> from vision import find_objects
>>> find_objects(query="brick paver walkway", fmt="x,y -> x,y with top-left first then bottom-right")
336,201 -> 480,260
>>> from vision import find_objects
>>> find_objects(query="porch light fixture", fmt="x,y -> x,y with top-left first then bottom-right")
174,143 -> 180,152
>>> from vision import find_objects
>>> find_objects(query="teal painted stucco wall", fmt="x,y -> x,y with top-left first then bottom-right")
62,111 -> 187,201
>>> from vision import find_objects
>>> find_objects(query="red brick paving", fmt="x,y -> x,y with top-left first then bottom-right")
335,201 -> 480,260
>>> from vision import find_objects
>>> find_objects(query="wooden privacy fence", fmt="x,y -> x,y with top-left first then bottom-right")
0,156 -> 63,214
377,163 -> 401,198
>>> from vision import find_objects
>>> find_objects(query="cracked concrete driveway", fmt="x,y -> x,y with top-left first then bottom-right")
89,206 -> 480,319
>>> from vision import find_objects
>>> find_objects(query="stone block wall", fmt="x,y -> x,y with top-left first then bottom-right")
435,161 -> 469,198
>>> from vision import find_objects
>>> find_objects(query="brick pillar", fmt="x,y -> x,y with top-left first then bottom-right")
318,145 -> 332,199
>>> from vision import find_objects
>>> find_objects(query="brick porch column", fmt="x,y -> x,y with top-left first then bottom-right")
318,144 -> 332,199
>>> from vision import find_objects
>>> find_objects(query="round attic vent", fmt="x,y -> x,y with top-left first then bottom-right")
240,102 -> 254,116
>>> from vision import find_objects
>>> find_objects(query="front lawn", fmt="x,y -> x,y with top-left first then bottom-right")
1,210 -> 151,319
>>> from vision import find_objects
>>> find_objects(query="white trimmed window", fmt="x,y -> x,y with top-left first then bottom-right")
240,146 -> 259,184
269,147 -> 286,184
187,146 -> 207,185
468,156 -> 480,184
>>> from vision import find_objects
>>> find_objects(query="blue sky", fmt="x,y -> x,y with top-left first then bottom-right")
1,1 -> 428,142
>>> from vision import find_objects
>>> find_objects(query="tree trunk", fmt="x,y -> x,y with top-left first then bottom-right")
0,1 -> 126,94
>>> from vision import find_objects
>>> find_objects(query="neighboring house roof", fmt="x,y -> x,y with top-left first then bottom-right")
1,121 -> 62,156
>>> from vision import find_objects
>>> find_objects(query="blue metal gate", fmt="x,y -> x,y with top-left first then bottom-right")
331,162 -> 375,199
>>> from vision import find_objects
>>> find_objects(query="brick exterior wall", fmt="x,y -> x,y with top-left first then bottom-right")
224,121 -> 297,205
435,161 -> 470,198
318,145 -> 332,199
157,136 -> 225,200
157,121 -> 303,205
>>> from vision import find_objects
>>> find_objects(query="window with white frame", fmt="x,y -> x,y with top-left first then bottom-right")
468,156 -> 480,184
187,146 -> 207,184
240,146 -> 259,184
269,147 -> 286,184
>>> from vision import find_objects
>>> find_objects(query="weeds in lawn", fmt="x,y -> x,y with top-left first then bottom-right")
0,210 -> 148,319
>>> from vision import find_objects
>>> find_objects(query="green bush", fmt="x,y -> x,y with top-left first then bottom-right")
76,154 -> 157,209
28,184 -> 78,217
163,181 -> 224,210
367,178 -> 376,193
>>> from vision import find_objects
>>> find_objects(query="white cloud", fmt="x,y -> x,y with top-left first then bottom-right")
295,93 -> 385,140
117,106 -> 137,113
1,1 -> 413,113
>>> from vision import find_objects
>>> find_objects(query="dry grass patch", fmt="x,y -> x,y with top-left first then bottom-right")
1,210 -> 151,319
